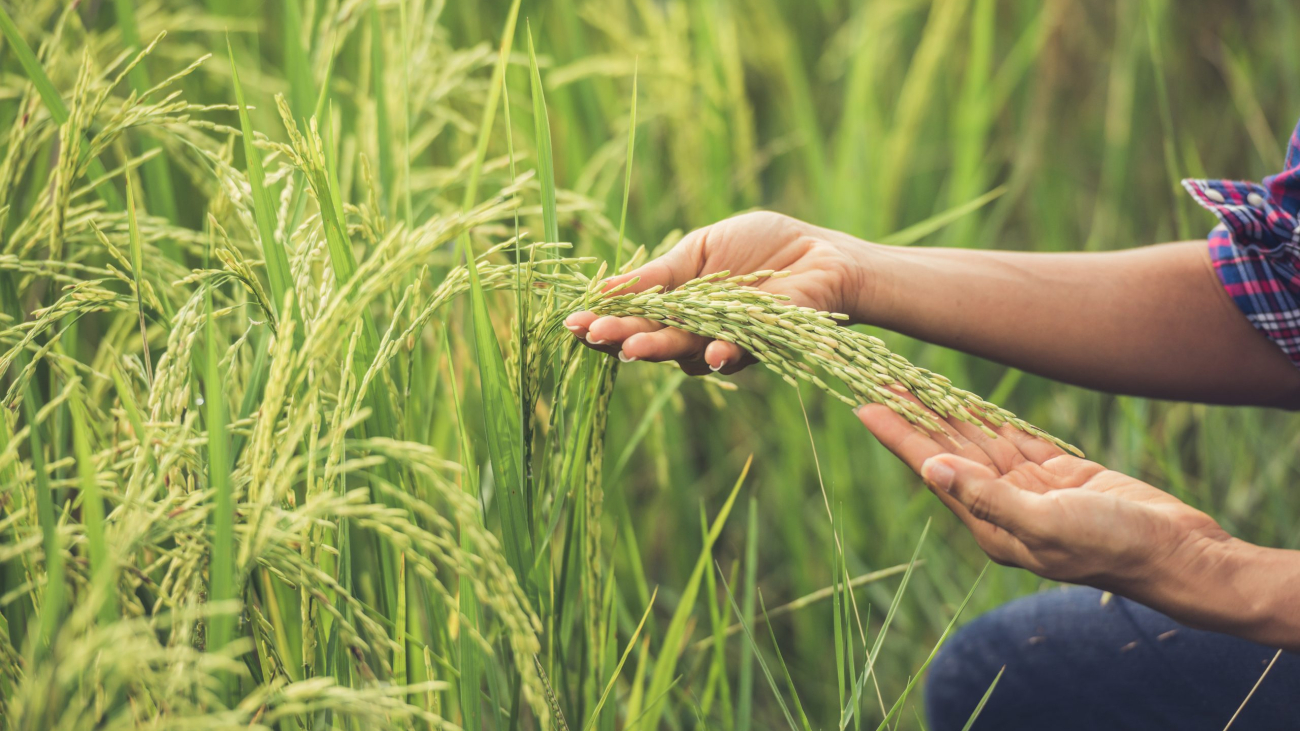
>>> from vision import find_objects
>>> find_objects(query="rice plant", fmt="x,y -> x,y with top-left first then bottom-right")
2,1 -> 1297,729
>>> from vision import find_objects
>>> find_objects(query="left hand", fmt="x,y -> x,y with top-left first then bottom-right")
855,403 -> 1234,592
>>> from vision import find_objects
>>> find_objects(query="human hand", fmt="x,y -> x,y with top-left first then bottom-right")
564,211 -> 873,374
855,402 -> 1234,593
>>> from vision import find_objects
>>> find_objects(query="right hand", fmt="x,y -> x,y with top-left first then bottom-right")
565,211 -> 875,374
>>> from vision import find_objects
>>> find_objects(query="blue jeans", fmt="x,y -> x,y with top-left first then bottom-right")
925,587 -> 1300,730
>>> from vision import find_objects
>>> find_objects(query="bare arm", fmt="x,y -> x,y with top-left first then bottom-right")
566,213 -> 1300,408
856,401 -> 1300,652
862,240 -> 1300,408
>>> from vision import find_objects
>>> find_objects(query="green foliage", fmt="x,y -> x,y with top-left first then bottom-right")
1,2 -> 1297,730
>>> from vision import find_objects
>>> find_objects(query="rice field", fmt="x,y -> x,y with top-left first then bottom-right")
2,0 -> 1298,729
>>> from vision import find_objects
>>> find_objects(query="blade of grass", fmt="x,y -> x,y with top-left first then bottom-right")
125,176 -> 153,385
21,362 -> 63,659
758,590 -> 812,731
960,666 -> 1004,731
228,37 -> 302,334
284,0 -> 314,120
691,562 -> 913,652
462,236 -> 533,588
879,186 -> 1006,247
715,561 -> 799,731
873,563 -> 990,731
396,552 -> 408,690
583,588 -> 657,731
641,456 -> 751,731
612,59 -> 637,272
204,277 -> 235,701
526,24 -> 559,246
462,0 -> 522,210
444,329 -> 484,731
371,0 -> 394,208
736,498 -> 758,731
398,0 -> 413,226
69,390 -> 115,624
841,520 -> 930,731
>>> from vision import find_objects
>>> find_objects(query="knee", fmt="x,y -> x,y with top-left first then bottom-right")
924,617 -> 1007,731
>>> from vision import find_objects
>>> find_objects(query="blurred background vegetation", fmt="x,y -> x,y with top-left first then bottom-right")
4,0 -> 1300,728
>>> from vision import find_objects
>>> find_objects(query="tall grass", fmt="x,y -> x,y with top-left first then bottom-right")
2,1 -> 1299,729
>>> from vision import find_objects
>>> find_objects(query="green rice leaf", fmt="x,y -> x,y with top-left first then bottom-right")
284,0 -> 314,120
69,390 -> 114,624
841,520 -> 930,731
22,364 -> 63,659
641,456 -> 751,731
880,186 -> 1005,247
462,233 -> 533,591
715,559 -> 799,731
873,563 -> 990,731
960,666 -> 1004,731
583,587 -> 657,731
228,38 -> 299,332
526,25 -> 559,246
737,498 -> 758,731
613,60 -> 638,271
204,277 -> 235,697
125,177 -> 152,384
462,0 -> 522,210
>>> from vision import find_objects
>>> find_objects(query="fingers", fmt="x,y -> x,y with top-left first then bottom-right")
920,455 -> 1046,540
996,424 -> 1068,465
600,237 -> 703,295
621,328 -> 708,364
945,417 -> 1029,474
586,315 -> 665,347
855,404 -> 948,473
704,340 -> 750,374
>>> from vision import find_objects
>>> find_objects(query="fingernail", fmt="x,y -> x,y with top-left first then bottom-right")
586,334 -> 608,345
618,350 -> 638,363
709,359 -> 728,372
921,458 -> 955,493
566,324 -> 583,333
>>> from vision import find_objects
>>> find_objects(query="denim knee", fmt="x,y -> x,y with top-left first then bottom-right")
923,616 -> 1005,731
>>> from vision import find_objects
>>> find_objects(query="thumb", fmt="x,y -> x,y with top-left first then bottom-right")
601,233 -> 705,296
921,455 -> 1044,537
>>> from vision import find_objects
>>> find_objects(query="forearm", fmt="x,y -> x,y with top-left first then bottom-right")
1124,537 -> 1300,652
861,241 -> 1300,407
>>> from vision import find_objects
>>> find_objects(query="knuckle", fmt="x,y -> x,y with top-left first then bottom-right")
965,486 -> 996,522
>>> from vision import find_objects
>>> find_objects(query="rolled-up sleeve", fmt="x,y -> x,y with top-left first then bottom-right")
1184,119 -> 1300,368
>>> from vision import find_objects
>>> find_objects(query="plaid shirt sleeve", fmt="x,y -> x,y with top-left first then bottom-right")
1183,117 -> 1300,368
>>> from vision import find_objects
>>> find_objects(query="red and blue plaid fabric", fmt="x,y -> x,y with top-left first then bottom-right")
1184,117 -> 1300,368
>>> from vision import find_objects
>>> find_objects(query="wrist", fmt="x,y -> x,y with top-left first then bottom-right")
848,239 -> 907,327
1136,534 -> 1300,649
